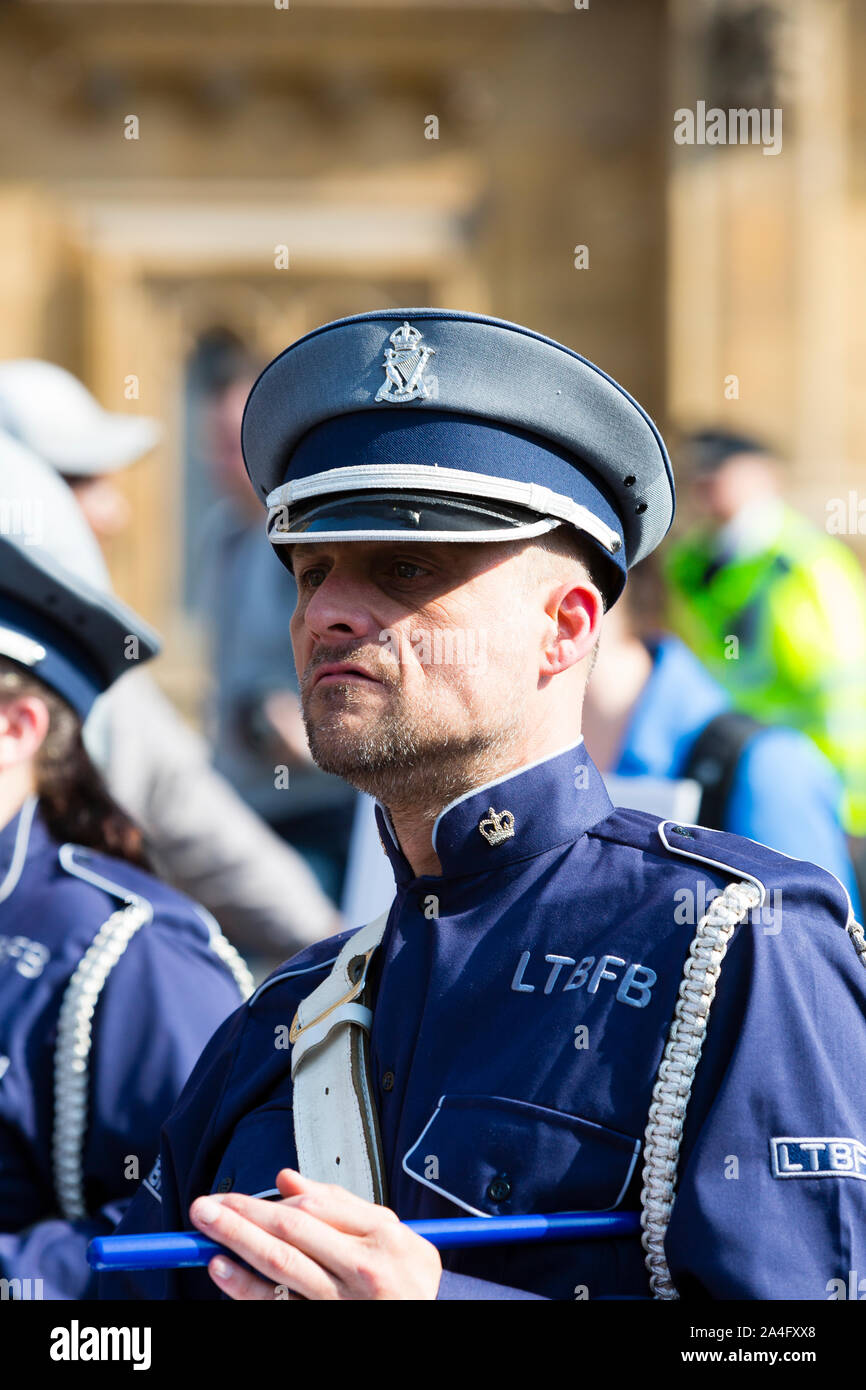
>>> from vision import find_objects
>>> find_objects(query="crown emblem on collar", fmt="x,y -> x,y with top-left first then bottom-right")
374,321 -> 437,403
478,805 -> 516,846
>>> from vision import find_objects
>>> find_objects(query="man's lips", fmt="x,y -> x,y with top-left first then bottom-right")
310,662 -> 384,690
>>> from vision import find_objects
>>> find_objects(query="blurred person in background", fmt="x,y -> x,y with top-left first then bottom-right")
193,332 -> 358,904
0,361 -> 343,966
664,430 -> 866,862
582,556 -> 861,915
339,789 -> 399,929
0,535 -> 252,1299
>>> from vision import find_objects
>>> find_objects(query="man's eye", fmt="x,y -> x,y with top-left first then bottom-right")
298,567 -> 326,589
391,561 -> 427,580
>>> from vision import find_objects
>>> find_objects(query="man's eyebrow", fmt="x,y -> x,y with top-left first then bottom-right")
287,546 -> 330,571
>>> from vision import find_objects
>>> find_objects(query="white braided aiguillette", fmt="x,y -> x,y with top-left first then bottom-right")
206,926 -> 254,999
846,913 -> 866,969
639,879 -> 762,1300
52,902 -> 151,1222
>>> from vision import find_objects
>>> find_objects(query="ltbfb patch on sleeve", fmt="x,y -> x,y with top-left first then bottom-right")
771,1136 -> 866,1181
143,1155 -> 162,1203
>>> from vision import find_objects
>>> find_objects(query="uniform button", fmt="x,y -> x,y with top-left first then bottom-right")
381,1071 -> 395,1092
487,1175 -> 512,1203
216,1176 -> 233,1193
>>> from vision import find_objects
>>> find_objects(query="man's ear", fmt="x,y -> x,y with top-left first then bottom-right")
0,696 -> 51,770
540,576 -> 603,679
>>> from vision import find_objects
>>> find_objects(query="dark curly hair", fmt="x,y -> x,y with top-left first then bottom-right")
0,657 -> 151,868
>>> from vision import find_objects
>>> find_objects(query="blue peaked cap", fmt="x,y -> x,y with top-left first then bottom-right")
0,537 -> 160,720
241,308 -> 676,605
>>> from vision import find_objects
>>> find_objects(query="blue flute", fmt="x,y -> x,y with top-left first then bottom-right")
89,1211 -> 640,1271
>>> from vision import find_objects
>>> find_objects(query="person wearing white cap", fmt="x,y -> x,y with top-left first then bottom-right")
0,372 -> 343,963
0,359 -> 161,475
0,359 -> 159,542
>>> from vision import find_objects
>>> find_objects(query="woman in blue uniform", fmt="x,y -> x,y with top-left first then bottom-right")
0,536 -> 252,1299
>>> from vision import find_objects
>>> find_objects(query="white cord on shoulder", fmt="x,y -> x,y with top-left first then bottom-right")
52,900 -> 152,1222
640,878 -> 762,1300
207,930 -> 255,1000
194,905 -> 255,1000
846,912 -> 866,970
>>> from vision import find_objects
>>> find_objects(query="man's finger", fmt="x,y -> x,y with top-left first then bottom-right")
207,1255 -> 301,1302
274,1169 -> 402,1237
190,1196 -> 343,1298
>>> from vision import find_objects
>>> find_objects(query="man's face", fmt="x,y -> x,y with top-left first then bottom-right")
203,380 -> 260,515
691,452 -> 775,525
64,475 -> 131,539
288,538 -> 561,809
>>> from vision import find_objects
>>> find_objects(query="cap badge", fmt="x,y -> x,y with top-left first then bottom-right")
479,806 -> 516,846
375,321 -> 436,404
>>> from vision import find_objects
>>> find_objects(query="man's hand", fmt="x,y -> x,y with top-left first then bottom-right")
189,1168 -> 442,1300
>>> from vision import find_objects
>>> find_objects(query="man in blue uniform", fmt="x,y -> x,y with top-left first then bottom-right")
102,309 -> 866,1301
0,537 -> 252,1299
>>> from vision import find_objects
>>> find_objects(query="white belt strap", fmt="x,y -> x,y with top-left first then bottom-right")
290,911 -> 390,1204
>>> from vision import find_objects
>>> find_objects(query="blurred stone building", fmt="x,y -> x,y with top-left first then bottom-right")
0,0 -> 861,707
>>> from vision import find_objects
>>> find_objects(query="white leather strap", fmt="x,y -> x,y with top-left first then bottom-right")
291,911 -> 389,1203
291,1003 -> 372,1075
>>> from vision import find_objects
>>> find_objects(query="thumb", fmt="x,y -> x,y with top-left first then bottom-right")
276,1167 -> 313,1199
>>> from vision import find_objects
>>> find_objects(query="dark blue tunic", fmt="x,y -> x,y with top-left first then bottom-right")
100,741 -> 866,1300
0,799 -> 249,1298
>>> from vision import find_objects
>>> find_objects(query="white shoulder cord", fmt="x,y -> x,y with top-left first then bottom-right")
53,900 -> 152,1222
195,905 -> 255,1000
640,878 -> 762,1300
846,912 -> 866,969
641,876 -> 866,1301
52,842 -> 255,1222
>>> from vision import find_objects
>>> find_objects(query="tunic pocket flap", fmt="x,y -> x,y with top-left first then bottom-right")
402,1093 -> 640,1216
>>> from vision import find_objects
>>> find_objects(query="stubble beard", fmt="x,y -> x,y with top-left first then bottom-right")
301,675 -> 526,825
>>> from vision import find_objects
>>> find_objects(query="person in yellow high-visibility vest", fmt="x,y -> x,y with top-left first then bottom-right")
664,430 -> 866,839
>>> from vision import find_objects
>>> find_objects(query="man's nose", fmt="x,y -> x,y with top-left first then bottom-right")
302,568 -> 378,641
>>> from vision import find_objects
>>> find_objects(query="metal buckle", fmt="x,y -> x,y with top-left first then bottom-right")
289,948 -> 376,1044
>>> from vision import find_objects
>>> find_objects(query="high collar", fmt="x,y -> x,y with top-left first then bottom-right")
0,795 -> 40,905
373,738 -> 614,884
